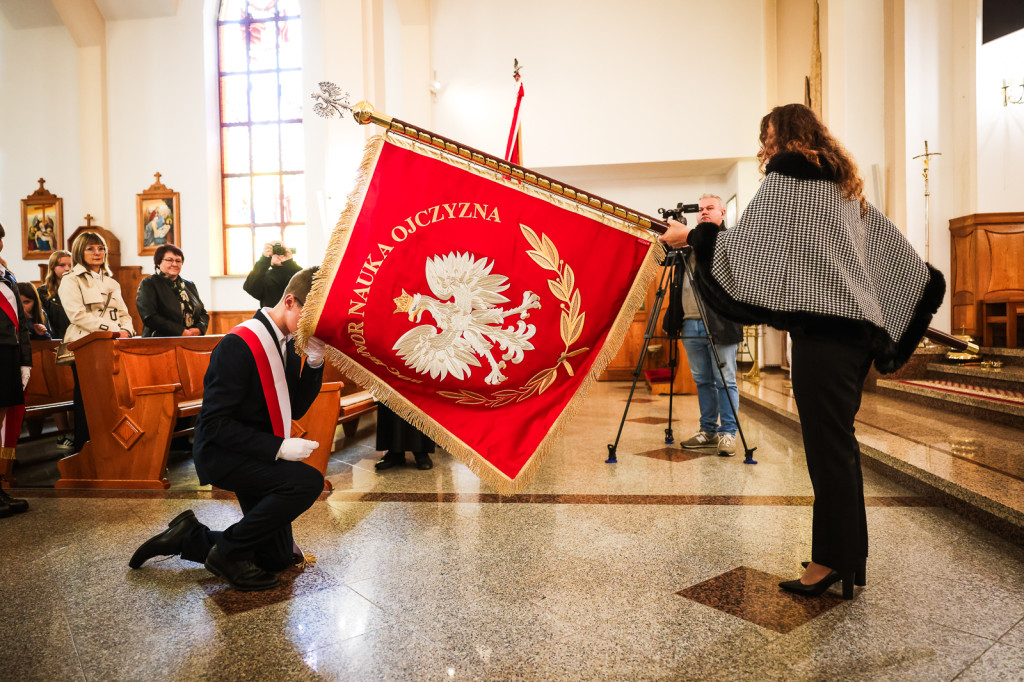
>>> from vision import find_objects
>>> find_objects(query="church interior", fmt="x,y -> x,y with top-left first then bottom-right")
1,0 -> 1023,679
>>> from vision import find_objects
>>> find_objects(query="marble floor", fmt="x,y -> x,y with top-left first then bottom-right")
4,381 -> 1024,681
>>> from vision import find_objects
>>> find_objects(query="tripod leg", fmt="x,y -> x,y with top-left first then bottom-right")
607,258 -> 674,463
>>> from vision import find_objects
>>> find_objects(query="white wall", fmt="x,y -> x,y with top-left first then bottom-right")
105,0 -> 213,298
429,0 -> 768,168
904,0 -> 957,332
0,17 -> 82,281
977,28 -> 1024,212
824,0 -> 886,208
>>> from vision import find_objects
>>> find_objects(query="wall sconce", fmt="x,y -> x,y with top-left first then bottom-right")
1003,78 -> 1024,106
429,70 -> 442,98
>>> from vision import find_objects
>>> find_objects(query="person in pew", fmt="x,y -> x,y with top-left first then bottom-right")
136,244 -> 209,338
38,249 -> 72,340
659,103 -> 943,600
130,266 -> 329,592
36,249 -> 74,450
59,232 -> 136,451
0,222 -> 31,516
16,282 -> 51,340
374,403 -> 435,471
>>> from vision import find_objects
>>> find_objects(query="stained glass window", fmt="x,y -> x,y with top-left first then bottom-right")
218,0 -> 305,275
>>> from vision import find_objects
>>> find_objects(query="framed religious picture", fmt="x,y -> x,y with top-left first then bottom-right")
21,178 -> 64,260
136,172 -> 180,255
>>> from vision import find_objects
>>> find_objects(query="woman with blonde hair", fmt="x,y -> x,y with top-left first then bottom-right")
660,103 -> 944,599
38,249 -> 72,339
59,232 -> 135,450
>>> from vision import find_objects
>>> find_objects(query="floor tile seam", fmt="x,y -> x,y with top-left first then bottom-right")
62,610 -> 88,682
321,493 -> 935,507
948,635 -> 1003,680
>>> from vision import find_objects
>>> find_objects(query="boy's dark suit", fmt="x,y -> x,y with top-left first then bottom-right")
179,310 -> 325,571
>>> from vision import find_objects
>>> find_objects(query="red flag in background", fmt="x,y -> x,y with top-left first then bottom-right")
504,61 -> 524,164
302,134 -> 660,494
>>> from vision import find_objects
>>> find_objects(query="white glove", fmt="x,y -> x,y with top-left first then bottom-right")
21,367 -> 31,390
276,438 -> 319,461
304,336 -> 326,368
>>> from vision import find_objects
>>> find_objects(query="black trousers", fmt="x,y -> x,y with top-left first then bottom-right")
180,458 -> 323,571
70,364 -> 90,450
790,332 -> 873,574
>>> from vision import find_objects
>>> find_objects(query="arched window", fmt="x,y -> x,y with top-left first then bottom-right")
217,0 -> 304,275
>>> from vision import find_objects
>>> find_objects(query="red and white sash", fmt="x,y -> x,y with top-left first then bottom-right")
229,318 -> 291,438
0,278 -> 18,332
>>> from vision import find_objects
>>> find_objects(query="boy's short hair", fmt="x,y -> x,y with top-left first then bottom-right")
282,266 -> 319,306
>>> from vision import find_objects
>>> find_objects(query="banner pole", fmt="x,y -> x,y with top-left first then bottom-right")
311,87 -> 670,234
312,88 -> 974,357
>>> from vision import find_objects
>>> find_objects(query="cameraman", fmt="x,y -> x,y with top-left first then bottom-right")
243,242 -> 302,309
672,194 -> 742,456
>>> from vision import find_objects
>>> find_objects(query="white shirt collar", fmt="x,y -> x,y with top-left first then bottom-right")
260,307 -> 291,353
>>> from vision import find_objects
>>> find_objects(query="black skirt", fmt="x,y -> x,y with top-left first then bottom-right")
0,345 -> 26,407
375,403 -> 435,453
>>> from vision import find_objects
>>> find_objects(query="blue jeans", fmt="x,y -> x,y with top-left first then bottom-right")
680,319 -> 739,435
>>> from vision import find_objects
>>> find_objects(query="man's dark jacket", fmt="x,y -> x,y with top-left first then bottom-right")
662,228 -> 744,346
192,310 -> 323,485
243,257 -> 302,309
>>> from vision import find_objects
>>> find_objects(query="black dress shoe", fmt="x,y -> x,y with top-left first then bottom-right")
0,488 -> 28,514
129,509 -> 199,569
414,452 -> 433,470
205,545 -> 280,591
374,451 -> 406,470
802,561 -> 866,586
780,570 -> 855,599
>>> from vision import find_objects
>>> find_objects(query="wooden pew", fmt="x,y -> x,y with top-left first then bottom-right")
56,332 -> 342,490
24,339 -> 75,429
323,363 -> 377,449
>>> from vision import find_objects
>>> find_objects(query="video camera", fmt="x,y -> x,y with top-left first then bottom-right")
657,202 -> 699,223
657,203 -> 700,262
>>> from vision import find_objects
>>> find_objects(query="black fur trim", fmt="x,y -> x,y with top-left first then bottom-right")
766,152 -> 836,182
879,264 -> 946,373
689,244 -> 947,374
686,222 -> 722,264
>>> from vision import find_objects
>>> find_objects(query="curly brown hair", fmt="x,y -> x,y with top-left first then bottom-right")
757,103 -> 866,210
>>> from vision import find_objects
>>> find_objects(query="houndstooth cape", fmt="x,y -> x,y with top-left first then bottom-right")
688,152 -> 945,374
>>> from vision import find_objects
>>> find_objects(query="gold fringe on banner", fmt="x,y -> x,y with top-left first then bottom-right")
0,447 -> 15,460
298,133 -> 661,495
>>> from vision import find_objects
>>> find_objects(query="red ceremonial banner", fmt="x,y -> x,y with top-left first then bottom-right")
302,134 -> 659,493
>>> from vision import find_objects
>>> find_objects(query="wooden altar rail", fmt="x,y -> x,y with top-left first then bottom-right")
55,332 -> 343,491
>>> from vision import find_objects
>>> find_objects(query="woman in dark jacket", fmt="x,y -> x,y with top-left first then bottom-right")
136,244 -> 209,337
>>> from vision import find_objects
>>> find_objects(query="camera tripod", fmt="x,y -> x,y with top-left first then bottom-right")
606,244 -> 757,465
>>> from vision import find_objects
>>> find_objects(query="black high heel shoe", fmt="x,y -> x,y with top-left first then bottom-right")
780,570 -> 855,599
802,561 -> 866,586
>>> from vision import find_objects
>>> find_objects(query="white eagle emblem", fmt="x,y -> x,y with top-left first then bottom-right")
392,252 -> 542,385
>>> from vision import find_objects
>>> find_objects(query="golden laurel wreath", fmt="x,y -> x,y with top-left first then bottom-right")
438,224 -> 589,408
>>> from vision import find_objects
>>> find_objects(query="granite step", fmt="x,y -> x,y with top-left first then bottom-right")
926,362 -> 1024,391
875,377 -> 1024,429
739,370 -> 1024,546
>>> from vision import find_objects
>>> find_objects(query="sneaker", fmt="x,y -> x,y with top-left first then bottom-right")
681,430 -> 720,449
55,437 -> 75,451
718,433 -> 737,457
